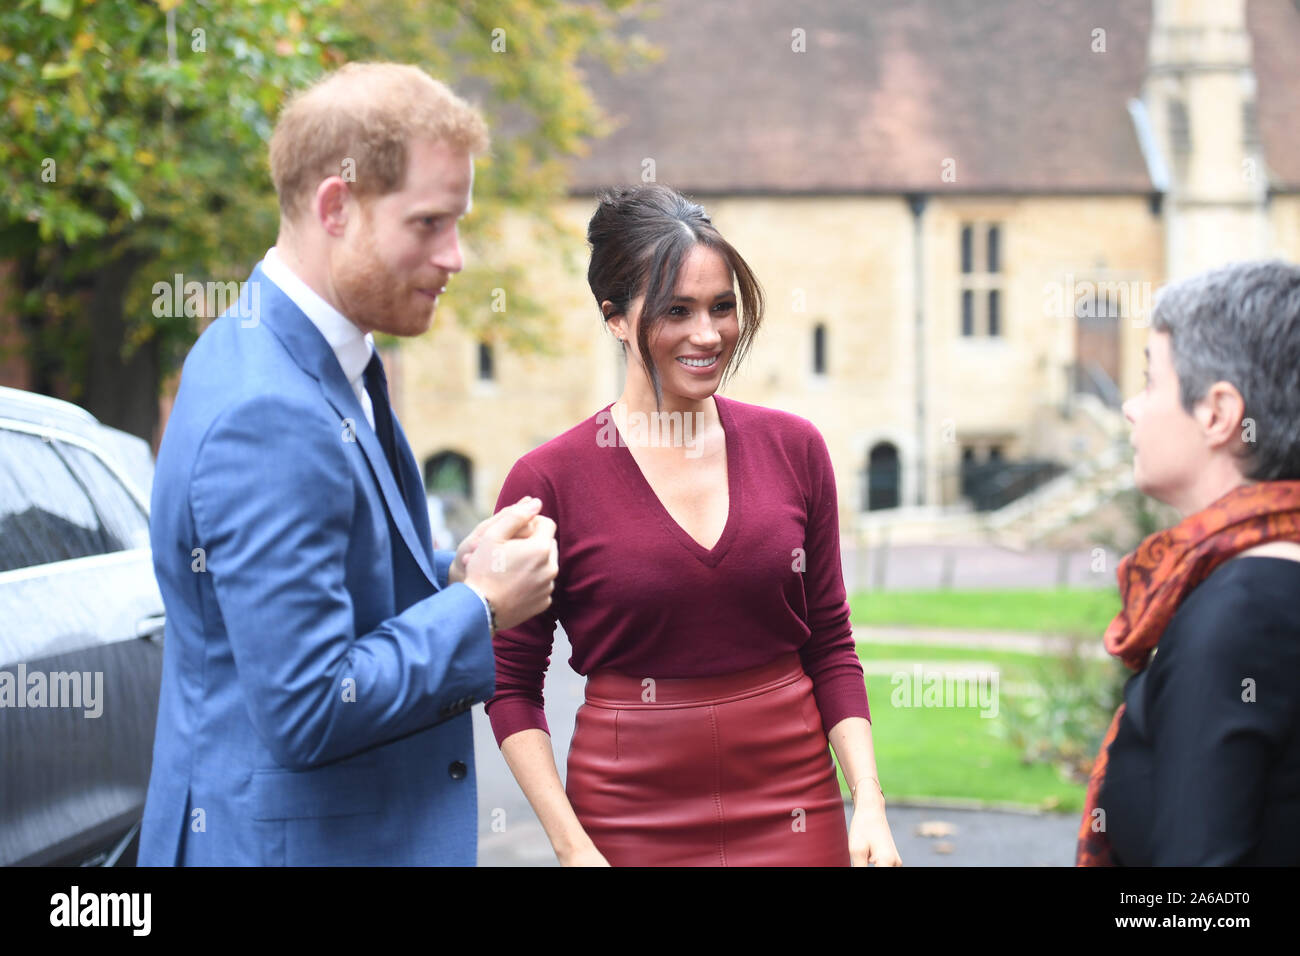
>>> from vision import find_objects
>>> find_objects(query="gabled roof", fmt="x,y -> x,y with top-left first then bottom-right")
568,0 -> 1300,195
1248,0 -> 1300,191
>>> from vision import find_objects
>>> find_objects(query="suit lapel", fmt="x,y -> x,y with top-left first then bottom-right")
251,264 -> 439,590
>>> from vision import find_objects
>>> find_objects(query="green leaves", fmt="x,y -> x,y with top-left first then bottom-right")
39,59 -> 79,80
2,0 -> 347,378
39,0 -> 74,21
340,0 -> 654,353
2,0 -> 655,432
104,176 -> 142,221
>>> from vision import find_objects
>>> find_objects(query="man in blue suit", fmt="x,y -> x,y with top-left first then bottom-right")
139,63 -> 558,866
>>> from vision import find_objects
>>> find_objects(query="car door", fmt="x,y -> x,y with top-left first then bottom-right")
0,423 -> 164,866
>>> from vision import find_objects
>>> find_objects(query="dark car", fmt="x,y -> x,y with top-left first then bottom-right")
0,385 -> 163,866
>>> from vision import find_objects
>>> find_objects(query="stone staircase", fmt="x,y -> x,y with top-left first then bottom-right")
850,393 -> 1135,549
982,392 -> 1133,549
982,441 -> 1134,550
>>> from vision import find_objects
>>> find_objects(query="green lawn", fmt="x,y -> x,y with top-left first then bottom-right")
833,642 -> 1115,813
849,587 -> 1122,637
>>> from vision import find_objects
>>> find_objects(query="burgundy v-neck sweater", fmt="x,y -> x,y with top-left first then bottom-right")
484,394 -> 870,747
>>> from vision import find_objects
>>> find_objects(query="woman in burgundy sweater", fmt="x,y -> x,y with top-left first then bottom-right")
485,184 -> 901,866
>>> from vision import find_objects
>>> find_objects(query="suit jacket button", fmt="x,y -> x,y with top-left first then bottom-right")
448,760 -> 468,780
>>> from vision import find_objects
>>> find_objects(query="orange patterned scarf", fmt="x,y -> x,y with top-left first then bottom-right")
1076,480 -> 1300,866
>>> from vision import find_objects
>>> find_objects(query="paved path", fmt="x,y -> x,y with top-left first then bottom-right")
854,625 -> 1112,658
473,628 -> 1082,867
840,544 -> 1121,592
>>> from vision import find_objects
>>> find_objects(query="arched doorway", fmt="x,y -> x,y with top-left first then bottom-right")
866,442 -> 900,511
423,450 -> 473,499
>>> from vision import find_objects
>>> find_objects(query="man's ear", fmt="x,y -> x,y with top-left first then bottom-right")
313,176 -> 352,238
1195,381 -> 1247,451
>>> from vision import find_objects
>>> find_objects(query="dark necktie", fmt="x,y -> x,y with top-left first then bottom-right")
362,350 -> 406,500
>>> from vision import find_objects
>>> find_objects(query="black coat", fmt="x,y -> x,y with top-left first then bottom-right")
1100,556 -> 1300,865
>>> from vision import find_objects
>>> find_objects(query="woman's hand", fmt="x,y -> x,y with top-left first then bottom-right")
849,792 -> 902,867
557,842 -> 611,866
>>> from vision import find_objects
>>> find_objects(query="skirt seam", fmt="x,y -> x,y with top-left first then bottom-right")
709,705 -> 725,866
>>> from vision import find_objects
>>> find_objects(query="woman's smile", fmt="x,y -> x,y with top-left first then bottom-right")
675,352 -> 721,373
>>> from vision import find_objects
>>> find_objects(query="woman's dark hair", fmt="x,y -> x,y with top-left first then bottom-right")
586,183 -> 764,409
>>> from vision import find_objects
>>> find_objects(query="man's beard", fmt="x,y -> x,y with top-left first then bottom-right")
332,217 -> 436,337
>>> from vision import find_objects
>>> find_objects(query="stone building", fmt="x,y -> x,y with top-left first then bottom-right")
395,0 -> 1300,545
5,1 -> 1299,548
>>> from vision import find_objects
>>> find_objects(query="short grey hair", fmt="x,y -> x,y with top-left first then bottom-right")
1151,259 -> 1300,481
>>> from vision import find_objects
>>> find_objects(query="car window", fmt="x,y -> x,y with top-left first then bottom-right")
56,441 -> 150,551
0,428 -> 117,572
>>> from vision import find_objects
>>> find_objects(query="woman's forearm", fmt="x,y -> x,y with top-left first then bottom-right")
498,728 -> 598,859
829,714 -> 901,865
827,716 -> 887,810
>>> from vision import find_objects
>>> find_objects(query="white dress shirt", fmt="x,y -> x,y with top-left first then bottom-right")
257,247 -> 493,633
260,246 -> 377,430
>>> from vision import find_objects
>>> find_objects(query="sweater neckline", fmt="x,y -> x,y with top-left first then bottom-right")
600,394 -> 741,568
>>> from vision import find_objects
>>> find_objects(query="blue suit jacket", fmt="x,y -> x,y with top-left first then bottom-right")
138,263 -> 495,866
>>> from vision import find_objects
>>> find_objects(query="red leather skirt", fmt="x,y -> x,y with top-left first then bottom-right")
564,653 -> 850,866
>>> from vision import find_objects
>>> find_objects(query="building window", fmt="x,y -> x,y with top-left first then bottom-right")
865,442 -> 901,511
812,323 -> 827,376
1168,99 -> 1190,156
958,222 -> 1005,337
1073,284 -> 1124,403
1243,99 -> 1261,150
959,446 -> 976,496
477,342 -> 494,381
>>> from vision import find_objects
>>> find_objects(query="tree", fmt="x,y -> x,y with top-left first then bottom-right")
341,0 -> 656,353
0,0 -> 652,441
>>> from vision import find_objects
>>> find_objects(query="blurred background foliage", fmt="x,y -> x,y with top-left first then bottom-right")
0,0 -> 656,440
